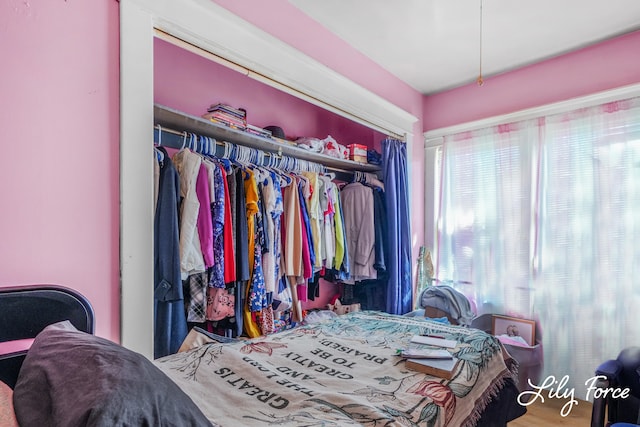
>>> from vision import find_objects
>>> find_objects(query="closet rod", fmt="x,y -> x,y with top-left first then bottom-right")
153,125 -> 358,181
154,125 -> 234,152
153,125 -> 292,163
154,104 -> 382,174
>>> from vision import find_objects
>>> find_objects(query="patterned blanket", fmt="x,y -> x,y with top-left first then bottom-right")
157,312 -> 518,427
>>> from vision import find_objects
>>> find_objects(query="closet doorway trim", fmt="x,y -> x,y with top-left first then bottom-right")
120,0 -> 417,358
126,0 -> 416,137
154,29 -> 412,140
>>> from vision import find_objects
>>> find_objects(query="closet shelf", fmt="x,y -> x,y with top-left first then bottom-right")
154,104 -> 382,173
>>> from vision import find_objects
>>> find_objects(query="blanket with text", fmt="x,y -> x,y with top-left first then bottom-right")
157,311 -> 517,427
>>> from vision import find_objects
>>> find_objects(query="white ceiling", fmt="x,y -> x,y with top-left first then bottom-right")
289,0 -> 640,95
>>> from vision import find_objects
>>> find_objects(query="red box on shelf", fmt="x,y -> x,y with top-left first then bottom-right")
347,143 -> 368,160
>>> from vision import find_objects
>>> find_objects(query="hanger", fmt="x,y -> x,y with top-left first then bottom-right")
363,172 -> 385,191
226,141 -> 232,159
154,124 -> 165,163
207,138 -> 229,171
201,135 -> 212,156
207,137 -> 216,157
277,158 -> 293,186
216,141 -> 232,172
230,144 -> 251,168
204,136 -> 209,156
264,152 -> 273,168
323,171 -> 336,180
229,144 -> 238,163
180,131 -> 188,150
254,148 -> 265,166
154,147 -> 164,163
271,152 -> 281,168
199,135 -> 206,154
188,133 -> 198,151
197,135 -> 211,156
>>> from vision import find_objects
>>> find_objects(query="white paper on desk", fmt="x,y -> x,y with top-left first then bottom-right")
410,335 -> 457,349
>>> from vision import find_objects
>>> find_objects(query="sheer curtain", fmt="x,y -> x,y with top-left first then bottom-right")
536,98 -> 640,397
436,96 -> 640,397
438,122 -> 538,316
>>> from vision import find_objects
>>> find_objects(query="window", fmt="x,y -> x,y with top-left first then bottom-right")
437,122 -> 538,316
431,95 -> 640,398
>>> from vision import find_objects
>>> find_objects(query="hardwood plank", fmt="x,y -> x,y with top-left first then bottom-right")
508,392 -> 593,427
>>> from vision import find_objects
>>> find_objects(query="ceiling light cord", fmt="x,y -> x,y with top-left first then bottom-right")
477,0 -> 484,86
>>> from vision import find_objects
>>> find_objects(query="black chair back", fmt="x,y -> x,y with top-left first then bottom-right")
0,285 -> 94,388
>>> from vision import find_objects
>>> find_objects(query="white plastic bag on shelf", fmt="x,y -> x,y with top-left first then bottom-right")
295,137 -> 324,152
321,135 -> 348,159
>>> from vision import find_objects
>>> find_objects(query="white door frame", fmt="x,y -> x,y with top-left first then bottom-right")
120,0 -> 417,357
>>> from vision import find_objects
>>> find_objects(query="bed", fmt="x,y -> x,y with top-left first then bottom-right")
0,285 -> 526,426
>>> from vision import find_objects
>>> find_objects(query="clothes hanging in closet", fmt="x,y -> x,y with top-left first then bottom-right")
172,149 -> 205,278
340,182 -> 378,283
320,172 -> 389,290
234,168 -> 250,283
297,175 -> 314,288
153,147 -> 188,359
219,164 -> 236,285
153,140 -> 387,344
185,161 -> 214,324
244,167 -> 268,338
195,163 -> 214,269
373,187 -> 388,275
231,167 -> 249,337
206,162 -> 225,289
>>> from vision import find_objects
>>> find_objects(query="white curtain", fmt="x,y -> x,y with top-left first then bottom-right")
437,96 -> 640,398
438,121 -> 539,316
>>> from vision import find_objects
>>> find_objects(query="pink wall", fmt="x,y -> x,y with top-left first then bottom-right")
154,39 -> 386,146
156,38 -> 392,308
424,30 -> 640,130
6,2 -> 633,341
0,1 -> 120,341
209,0 -> 427,301
211,1 -> 423,118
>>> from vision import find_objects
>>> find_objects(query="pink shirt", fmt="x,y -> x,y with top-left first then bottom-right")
195,163 -> 214,268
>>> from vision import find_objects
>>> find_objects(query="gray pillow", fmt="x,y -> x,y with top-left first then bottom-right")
13,322 -> 211,427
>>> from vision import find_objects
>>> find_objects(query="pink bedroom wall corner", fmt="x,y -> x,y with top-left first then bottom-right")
210,0 -> 427,297
423,29 -> 640,131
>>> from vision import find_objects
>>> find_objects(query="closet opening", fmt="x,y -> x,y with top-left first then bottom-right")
120,0 -> 416,358
151,35 -> 393,358
154,29 -> 405,140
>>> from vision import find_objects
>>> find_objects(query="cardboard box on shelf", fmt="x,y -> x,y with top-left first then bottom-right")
347,143 -> 368,158
350,155 -> 368,163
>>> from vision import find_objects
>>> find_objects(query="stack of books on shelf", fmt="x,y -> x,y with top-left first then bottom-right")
202,104 -> 247,130
246,124 -> 272,139
397,335 -> 460,379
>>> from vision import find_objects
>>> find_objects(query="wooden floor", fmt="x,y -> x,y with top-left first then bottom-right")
508,392 -> 593,427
